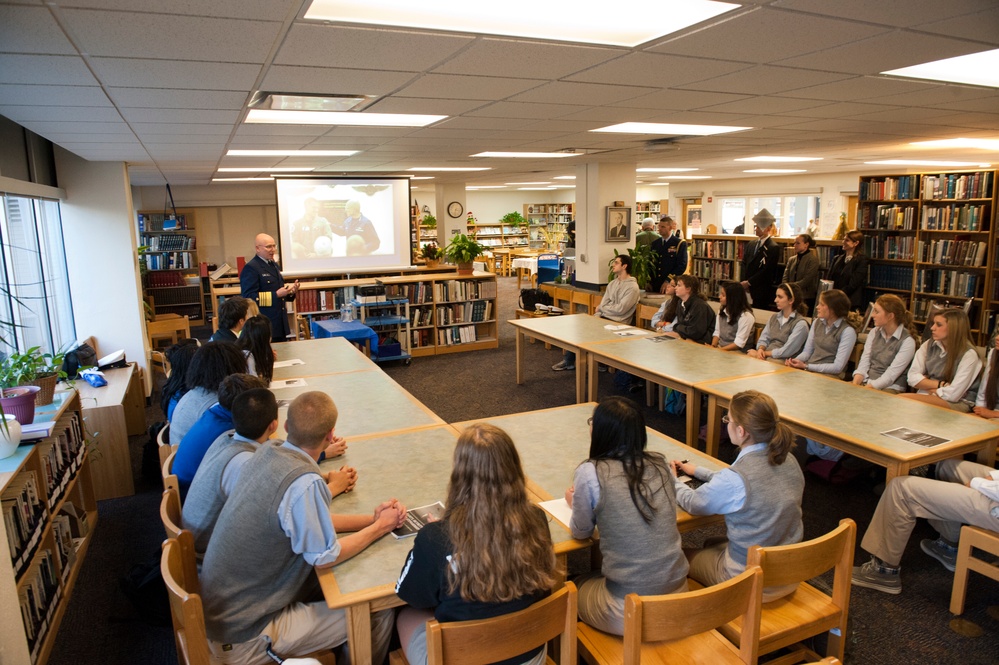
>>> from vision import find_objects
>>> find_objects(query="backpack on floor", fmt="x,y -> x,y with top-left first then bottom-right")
664,388 -> 686,415
519,288 -> 553,311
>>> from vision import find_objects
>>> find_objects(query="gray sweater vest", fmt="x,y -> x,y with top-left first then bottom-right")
201,445 -> 321,643
181,433 -> 257,557
593,459 -> 688,597
717,313 -> 743,349
809,319 -> 847,366
763,313 -> 807,352
867,327 -> 911,391
924,343 -> 979,403
726,450 -> 804,566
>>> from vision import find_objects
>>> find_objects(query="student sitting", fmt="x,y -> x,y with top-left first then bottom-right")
237,315 -> 275,383
903,307 -> 982,412
160,339 -> 200,421
568,397 -> 688,636
673,390 -> 804,602
395,423 -> 558,665
785,289 -> 860,379
209,296 -> 252,343
711,281 -> 755,352
200,391 -> 405,665
173,373 -> 267,497
650,277 -> 678,331
169,342 -> 248,444
746,282 -> 809,361
661,274 -> 714,345
972,333 -> 999,421
852,294 -> 917,394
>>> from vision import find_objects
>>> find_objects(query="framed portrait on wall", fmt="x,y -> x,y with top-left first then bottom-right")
606,207 -> 631,242
687,205 -> 702,229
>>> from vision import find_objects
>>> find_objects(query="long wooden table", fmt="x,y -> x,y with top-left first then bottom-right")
698,370 -> 999,482
581,334 -> 790,448
272,337 -> 378,379
508,314 -> 647,403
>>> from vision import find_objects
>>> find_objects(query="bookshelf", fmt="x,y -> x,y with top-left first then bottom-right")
523,203 -> 573,250
635,200 -> 668,217
138,210 -> 205,325
0,390 -> 97,665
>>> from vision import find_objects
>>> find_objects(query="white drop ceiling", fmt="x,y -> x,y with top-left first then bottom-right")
0,0 -> 997,187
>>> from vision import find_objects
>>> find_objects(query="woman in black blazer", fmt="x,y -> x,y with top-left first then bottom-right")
827,230 -> 869,311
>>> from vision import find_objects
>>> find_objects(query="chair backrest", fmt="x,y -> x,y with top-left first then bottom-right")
625,566 -> 762,664
162,449 -> 179,495
637,303 -> 659,330
160,488 -> 200,591
162,538 -> 211,665
157,423 -> 173,468
426,582 -> 577,665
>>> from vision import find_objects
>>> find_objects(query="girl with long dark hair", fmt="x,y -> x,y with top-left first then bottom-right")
237,315 -> 275,383
747,282 -> 809,361
712,281 -> 755,351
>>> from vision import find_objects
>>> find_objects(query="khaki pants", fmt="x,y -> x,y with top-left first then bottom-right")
860,459 -> 999,567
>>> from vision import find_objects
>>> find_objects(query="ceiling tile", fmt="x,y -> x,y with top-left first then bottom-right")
875,85 -> 998,108
365,97 -> 485,115
772,75 -> 933,101
274,24 -> 473,71
433,37 -> 620,79
20,120 -> 132,134
913,7 -> 999,44
43,133 -> 142,143
509,81 -> 653,106
235,124 -> 330,137
0,84 -> 111,107
775,32 -> 986,75
0,54 -> 98,86
132,123 -> 233,135
677,65 -> 852,95
110,88 -> 249,110
394,74 -> 543,101
613,89 -> 753,111
90,58 -> 261,90
565,53 -> 750,88
773,0 -> 998,28
697,95 -> 831,115
120,108 -> 240,124
466,101 -> 588,119
0,105 -> 122,122
927,94 -> 999,113
59,0 -> 293,21
431,116 -> 537,131
0,5 -> 78,55
260,67 -> 415,96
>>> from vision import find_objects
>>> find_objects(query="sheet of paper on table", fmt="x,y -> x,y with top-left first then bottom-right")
539,498 -> 573,530
270,378 -> 308,390
614,329 -> 650,336
603,324 -> 631,330
273,359 -> 305,368
880,427 -> 950,447
393,501 -> 445,539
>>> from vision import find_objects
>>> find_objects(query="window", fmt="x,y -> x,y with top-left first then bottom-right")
0,194 -> 75,354
719,195 -> 820,236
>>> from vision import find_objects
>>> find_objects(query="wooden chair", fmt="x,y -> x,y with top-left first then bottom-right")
950,525 -> 999,616
636,303 -> 659,330
148,314 -> 192,350
160,488 -> 198,598
162,449 -> 180,496
719,518 -> 856,665
391,582 -> 577,665
160,485 -> 185,541
578,567 -> 762,665
157,423 -> 174,468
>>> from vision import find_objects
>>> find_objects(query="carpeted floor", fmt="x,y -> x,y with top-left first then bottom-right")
47,276 -> 998,665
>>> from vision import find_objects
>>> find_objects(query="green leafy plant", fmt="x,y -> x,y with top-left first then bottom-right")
500,211 -> 528,232
420,242 -> 444,261
0,346 -> 68,389
444,234 -> 486,265
421,213 -> 437,229
607,244 -> 659,290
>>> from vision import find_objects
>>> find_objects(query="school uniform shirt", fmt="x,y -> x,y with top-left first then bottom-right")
975,348 -> 996,408
794,317 -> 857,375
853,325 -> 916,391
970,467 -> 999,504
907,341 -> 982,403
650,297 -> 675,329
668,296 -> 715,344
713,309 -> 755,349
755,311 -> 809,359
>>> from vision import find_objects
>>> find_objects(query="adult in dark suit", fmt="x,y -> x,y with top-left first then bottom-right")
739,209 -> 781,310
827,230 -> 869,311
650,216 -> 688,293
240,233 -> 299,342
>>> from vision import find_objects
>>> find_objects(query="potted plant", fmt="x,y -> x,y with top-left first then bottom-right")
420,213 -> 437,229
501,211 -> 528,233
420,242 -> 444,269
0,411 -> 21,459
0,346 -> 66,414
607,244 -> 658,291
444,234 -> 486,274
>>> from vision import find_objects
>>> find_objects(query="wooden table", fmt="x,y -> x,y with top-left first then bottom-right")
698,371 -> 999,482
582,335 -> 790,449
508,314 -> 643,403
316,425 -> 459,665
272,337 -> 378,379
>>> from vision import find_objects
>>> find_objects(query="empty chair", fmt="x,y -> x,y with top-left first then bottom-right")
578,566 -> 763,665
157,423 -> 173,468
162,449 -> 179,496
950,525 -> 999,617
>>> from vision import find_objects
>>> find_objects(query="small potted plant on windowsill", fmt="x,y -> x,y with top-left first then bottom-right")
0,346 -> 66,416
444,234 -> 486,274
420,242 -> 444,269
421,213 -> 437,230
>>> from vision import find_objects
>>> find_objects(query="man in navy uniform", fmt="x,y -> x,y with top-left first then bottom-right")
240,233 -> 300,342
649,216 -> 688,293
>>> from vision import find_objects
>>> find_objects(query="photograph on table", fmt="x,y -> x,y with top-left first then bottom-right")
605,206 -> 632,242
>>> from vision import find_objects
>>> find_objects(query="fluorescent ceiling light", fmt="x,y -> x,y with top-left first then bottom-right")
909,138 -> 999,151
657,175 -> 712,179
471,151 -> 577,158
304,0 -> 738,48
505,181 -> 551,185
246,109 -> 446,127
734,156 -> 822,162
212,177 -> 275,182
645,182 -> 670,186
553,175 -> 576,180
636,167 -> 699,172
466,185 -> 507,189
411,176 -> 435,180
218,167 -> 314,172
591,122 -> 751,135
518,187 -> 556,190
882,48 -> 999,88
250,92 -> 377,112
552,185 -> 575,189
865,159 -> 992,167
226,149 -> 357,156
408,167 -> 491,172
743,169 -> 807,173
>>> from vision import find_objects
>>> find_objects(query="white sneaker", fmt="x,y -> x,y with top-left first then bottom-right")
551,360 -> 574,371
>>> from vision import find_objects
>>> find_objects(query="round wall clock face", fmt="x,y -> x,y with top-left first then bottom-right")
448,201 -> 464,218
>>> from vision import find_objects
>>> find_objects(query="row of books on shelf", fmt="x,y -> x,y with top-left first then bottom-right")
859,204 -> 917,230
144,252 -> 195,270
434,279 -> 498,302
869,265 -> 914,291
150,285 -> 200,305
477,237 -> 505,247
865,235 -> 914,260
139,233 -> 196,251
438,324 -> 481,346
38,414 -> 86,510
146,271 -> 192,287
436,301 -> 493,325
921,203 -> 989,231
3,472 -> 46,578
917,239 -> 988,267
297,288 -> 354,313
922,172 -> 994,200
137,213 -> 189,231
526,204 -> 572,214
911,296 -> 974,323
19,549 -> 62,657
410,306 -> 433,327
692,259 -> 739,282
915,269 -> 979,298
692,239 -> 742,260
860,175 -> 919,201
411,329 -> 433,349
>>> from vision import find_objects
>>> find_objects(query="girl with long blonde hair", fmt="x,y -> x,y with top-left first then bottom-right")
904,308 -> 982,411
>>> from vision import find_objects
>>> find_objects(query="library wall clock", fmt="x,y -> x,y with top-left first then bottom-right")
447,201 -> 463,218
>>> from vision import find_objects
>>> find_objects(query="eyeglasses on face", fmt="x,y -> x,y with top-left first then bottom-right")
721,414 -> 732,425
587,417 -> 593,426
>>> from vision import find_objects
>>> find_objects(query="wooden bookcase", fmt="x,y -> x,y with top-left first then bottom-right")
523,203 -> 573,250
467,223 -> 519,248
636,200 -> 669,217
0,390 -> 98,665
138,209 -> 204,324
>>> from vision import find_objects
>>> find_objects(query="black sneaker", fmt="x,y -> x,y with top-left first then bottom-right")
920,538 -> 957,572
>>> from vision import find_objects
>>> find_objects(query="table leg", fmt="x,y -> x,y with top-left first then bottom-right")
885,463 -> 907,485
515,330 -> 524,385
685,388 -> 700,449
577,350 -> 588,404
585,352 -> 598,404
975,439 -> 997,467
345,603 -> 373,665
705,397 -> 722,458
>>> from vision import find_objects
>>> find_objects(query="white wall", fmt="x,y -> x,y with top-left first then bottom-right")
466,189 -> 575,223
577,161 -> 636,286
55,150 -> 147,377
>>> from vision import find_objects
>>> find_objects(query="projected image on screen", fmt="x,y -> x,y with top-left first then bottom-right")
276,177 -> 412,276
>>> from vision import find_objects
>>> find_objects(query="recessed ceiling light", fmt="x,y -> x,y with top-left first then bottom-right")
246,109 -> 446,127
553,175 -> 576,180
645,182 -> 671,186
734,156 -> 822,162
466,185 -> 507,190
518,187 -> 556,190
212,177 -> 275,182
471,151 -> 578,158
864,159 -> 992,167
882,48 -> 999,88
657,175 -> 712,179
909,138 -> 999,151
408,167 -> 491,172
226,149 -> 358,156
552,185 -> 575,189
304,0 -> 739,48
743,169 -> 808,173
411,176 -> 435,180
636,167 -> 699,172
591,122 -> 751,135
505,181 -> 551,185
250,92 -> 378,112
218,167 -> 314,172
